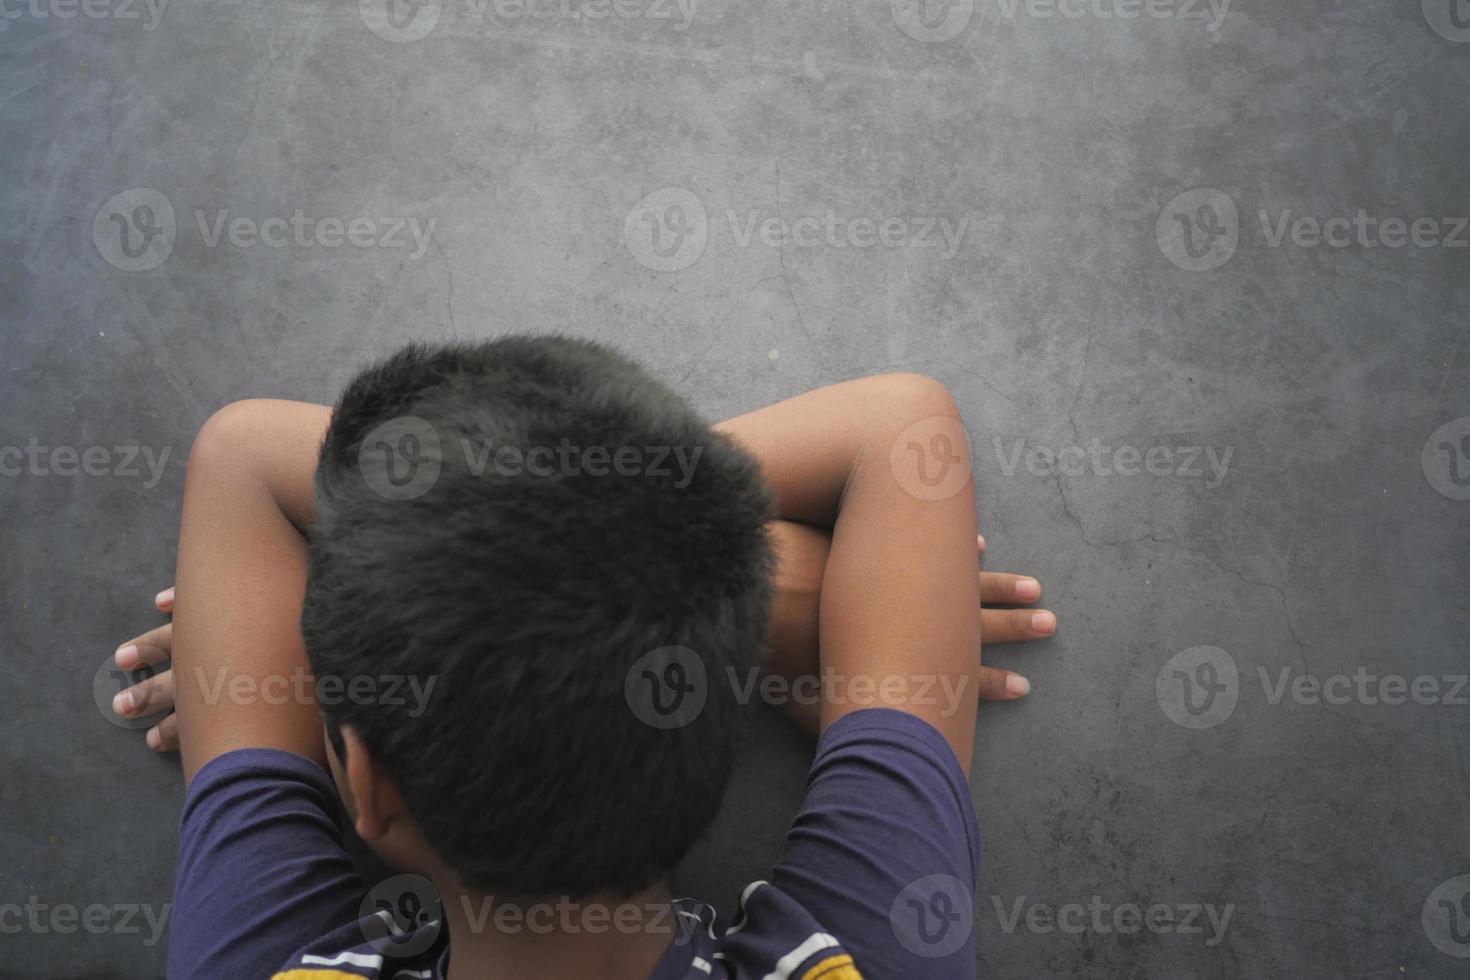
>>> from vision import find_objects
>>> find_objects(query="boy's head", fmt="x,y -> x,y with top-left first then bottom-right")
301,336 -> 773,899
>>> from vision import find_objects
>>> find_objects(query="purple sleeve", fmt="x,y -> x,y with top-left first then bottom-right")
169,749 -> 366,979
771,708 -> 981,979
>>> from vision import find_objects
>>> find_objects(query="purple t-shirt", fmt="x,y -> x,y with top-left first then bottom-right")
169,708 -> 980,979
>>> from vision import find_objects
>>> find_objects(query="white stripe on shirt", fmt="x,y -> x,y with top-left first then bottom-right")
302,950 -> 385,969
760,933 -> 841,980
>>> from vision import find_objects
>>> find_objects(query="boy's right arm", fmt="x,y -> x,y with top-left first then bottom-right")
716,374 -> 986,978
717,373 -> 983,769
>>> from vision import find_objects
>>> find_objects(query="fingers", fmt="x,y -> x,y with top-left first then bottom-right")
973,540 -> 1048,703
112,667 -> 174,719
146,713 -> 180,753
977,665 -> 1031,701
114,622 -> 173,671
979,571 -> 1041,605
109,588 -> 180,753
981,607 -> 1057,644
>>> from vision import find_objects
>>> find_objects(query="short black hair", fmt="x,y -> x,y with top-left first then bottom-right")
301,336 -> 774,898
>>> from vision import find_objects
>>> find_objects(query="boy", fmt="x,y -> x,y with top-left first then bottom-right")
110,336 -> 1055,979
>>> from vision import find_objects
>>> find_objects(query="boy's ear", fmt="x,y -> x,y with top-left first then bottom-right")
341,726 -> 408,843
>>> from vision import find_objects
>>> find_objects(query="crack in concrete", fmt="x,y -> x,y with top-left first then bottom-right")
1048,312 -> 1366,729
748,64 -> 827,379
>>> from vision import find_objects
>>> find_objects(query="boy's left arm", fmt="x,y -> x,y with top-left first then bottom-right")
166,399 -> 331,783
139,399 -> 368,980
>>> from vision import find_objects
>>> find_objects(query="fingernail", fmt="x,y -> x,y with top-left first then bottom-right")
145,727 -> 160,750
1015,578 -> 1041,601
976,534 -> 987,550
1006,675 -> 1031,697
112,690 -> 134,715
1031,611 -> 1057,634
115,644 -> 138,668
155,588 -> 174,607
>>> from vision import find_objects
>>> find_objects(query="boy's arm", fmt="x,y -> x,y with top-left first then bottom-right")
716,373 -> 982,771
169,400 -> 329,784
721,375 -> 989,978
121,388 -> 1045,756
161,400 -> 367,980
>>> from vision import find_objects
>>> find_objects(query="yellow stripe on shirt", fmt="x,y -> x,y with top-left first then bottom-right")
800,953 -> 863,980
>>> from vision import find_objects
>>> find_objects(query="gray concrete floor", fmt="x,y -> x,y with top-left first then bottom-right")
3,1 -> 1469,977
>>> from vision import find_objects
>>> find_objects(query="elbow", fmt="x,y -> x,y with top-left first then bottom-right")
187,399 -> 268,475
871,372 -> 964,424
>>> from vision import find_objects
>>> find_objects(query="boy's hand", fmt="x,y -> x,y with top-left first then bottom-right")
768,524 -> 1053,732
111,586 -> 180,752
973,533 -> 1055,698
